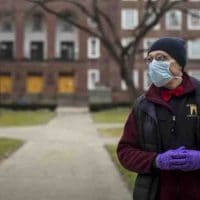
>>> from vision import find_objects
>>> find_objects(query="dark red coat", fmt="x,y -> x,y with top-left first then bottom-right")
117,74 -> 200,200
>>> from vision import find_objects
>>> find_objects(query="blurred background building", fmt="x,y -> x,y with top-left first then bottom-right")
0,0 -> 200,107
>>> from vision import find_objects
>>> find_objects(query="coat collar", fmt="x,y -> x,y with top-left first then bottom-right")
145,72 -> 196,110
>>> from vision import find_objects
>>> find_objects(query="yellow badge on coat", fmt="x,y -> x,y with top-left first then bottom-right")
186,104 -> 198,117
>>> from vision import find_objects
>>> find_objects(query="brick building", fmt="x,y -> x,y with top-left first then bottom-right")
0,0 -> 200,106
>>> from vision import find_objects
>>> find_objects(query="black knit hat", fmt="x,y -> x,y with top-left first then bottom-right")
148,37 -> 187,68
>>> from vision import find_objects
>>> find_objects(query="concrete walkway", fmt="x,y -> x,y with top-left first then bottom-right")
95,123 -> 124,129
0,107 -> 132,200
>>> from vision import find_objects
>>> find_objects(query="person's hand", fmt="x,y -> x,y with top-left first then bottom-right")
171,150 -> 200,171
156,146 -> 187,170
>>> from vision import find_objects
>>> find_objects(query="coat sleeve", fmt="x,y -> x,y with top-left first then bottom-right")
117,110 -> 158,174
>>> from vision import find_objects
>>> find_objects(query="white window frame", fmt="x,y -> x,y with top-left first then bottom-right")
24,15 -> 47,59
187,39 -> 200,59
144,7 -> 160,30
143,70 -> 151,91
188,70 -> 200,80
120,70 -> 139,90
121,9 -> 138,30
143,38 -> 158,58
133,69 -> 139,89
87,17 -> 97,28
87,69 -> 100,90
187,9 -> 200,30
121,37 -> 134,47
31,13 -> 44,33
87,37 -> 100,59
121,79 -> 128,91
0,40 -> 15,59
165,10 -> 182,30
0,17 -> 14,33
153,23 -> 160,30
55,18 -> 79,60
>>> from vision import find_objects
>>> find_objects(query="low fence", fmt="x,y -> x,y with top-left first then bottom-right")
0,87 -> 131,108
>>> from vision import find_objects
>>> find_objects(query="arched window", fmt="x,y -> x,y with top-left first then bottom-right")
55,10 -> 78,60
24,11 -> 47,60
57,10 -> 75,32
32,13 -> 44,32
0,13 -> 14,32
0,13 -> 15,60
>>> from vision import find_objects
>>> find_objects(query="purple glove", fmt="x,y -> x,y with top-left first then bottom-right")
156,146 -> 187,170
171,149 -> 200,171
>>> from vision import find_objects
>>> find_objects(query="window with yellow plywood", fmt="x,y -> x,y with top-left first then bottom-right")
58,75 -> 75,94
0,74 -> 12,94
26,75 -> 43,94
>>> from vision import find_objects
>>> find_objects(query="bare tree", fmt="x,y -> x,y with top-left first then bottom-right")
27,0 -> 190,100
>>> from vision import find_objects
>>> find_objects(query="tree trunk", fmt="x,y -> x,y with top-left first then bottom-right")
120,58 -> 140,104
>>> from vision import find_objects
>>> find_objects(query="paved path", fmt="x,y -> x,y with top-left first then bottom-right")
95,123 -> 124,129
0,107 -> 132,200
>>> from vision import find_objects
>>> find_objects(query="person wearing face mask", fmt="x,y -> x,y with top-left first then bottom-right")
117,37 -> 200,200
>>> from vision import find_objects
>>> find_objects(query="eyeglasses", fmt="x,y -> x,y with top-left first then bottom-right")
144,54 -> 170,64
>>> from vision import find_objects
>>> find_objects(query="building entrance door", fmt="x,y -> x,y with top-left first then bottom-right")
26,74 -> 43,94
58,74 -> 75,94
0,74 -> 12,94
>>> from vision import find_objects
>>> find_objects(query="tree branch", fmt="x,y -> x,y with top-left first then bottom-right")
27,0 -> 123,66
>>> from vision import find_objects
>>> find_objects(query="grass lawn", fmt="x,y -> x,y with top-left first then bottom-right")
98,127 -> 123,137
0,109 -> 55,127
91,107 -> 131,123
0,138 -> 24,160
105,144 -> 137,191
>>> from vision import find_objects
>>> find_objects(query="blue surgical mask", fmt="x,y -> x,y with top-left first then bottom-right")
148,59 -> 173,87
